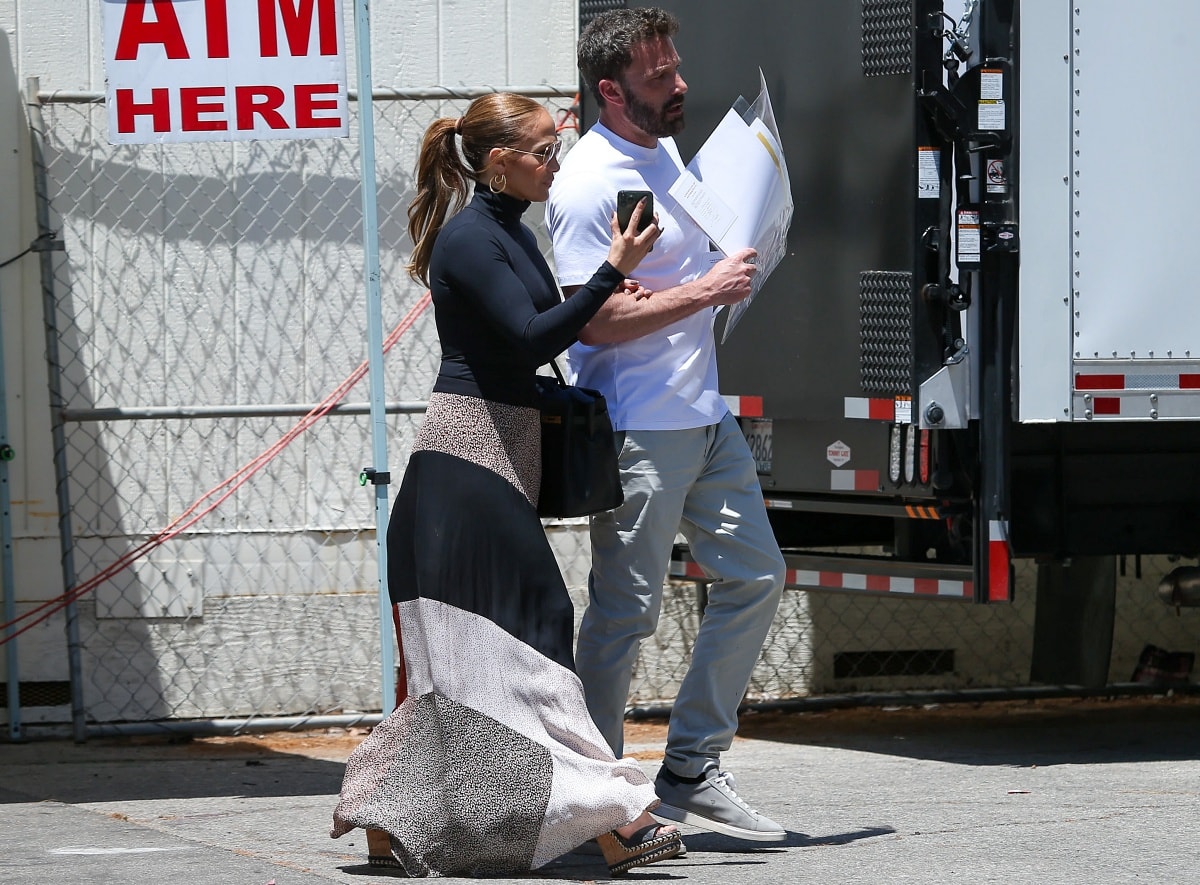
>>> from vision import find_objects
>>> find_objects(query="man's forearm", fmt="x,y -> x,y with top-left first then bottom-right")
572,280 -> 710,345
563,247 -> 756,344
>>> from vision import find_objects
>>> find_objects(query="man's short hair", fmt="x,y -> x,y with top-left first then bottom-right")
578,7 -> 680,106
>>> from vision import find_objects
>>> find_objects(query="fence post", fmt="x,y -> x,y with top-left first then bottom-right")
351,2 -> 396,710
25,77 -> 87,742
0,274 -> 19,741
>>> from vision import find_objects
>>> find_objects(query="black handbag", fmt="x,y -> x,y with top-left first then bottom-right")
535,362 -> 624,518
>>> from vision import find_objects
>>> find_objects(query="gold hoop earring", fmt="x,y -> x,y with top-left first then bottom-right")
489,174 -> 506,194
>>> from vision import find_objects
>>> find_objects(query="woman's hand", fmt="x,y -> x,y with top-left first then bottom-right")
605,196 -> 661,278
617,278 -> 654,300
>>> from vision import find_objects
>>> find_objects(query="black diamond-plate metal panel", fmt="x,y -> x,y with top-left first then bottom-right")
581,0 -> 626,31
860,270 -> 913,394
862,0 -> 913,77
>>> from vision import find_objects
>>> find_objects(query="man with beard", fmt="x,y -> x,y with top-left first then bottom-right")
546,6 -> 788,844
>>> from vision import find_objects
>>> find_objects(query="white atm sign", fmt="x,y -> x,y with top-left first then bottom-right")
102,0 -> 348,144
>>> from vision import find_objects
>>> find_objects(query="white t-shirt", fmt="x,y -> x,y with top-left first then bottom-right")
546,122 -> 727,431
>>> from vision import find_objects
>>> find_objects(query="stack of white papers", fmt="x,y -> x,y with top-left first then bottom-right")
668,71 -> 794,341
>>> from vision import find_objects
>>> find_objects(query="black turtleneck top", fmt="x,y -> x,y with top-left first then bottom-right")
427,188 -> 623,408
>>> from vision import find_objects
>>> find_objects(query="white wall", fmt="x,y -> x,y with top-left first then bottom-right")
3,2 -> 1189,724
0,1 -> 577,91
0,9 -> 71,686
0,0 -> 578,716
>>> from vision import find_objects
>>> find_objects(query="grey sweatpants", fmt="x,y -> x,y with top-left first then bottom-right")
576,412 -> 786,778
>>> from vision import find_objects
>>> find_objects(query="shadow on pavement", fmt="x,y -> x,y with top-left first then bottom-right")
0,736 -> 349,804
684,825 -> 895,851
730,695 -> 1200,767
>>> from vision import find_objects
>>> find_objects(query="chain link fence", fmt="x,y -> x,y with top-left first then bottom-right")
626,556 -> 1199,710
21,85 -> 1197,736
25,87 -> 589,732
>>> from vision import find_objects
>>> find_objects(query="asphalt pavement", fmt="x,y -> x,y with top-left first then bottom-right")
1,695 -> 1198,884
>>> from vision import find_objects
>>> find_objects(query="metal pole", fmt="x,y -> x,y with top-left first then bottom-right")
351,1 -> 395,710
0,277 -> 20,741
84,711 -> 384,739
26,77 -> 87,742
61,400 -> 427,423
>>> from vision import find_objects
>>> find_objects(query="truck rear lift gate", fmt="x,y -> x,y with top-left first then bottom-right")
654,0 -> 1016,603
632,0 -> 1200,686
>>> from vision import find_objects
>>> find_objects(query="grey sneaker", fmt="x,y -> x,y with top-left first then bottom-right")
653,764 -> 786,842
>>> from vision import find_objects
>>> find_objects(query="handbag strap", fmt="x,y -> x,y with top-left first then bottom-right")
545,359 -> 609,432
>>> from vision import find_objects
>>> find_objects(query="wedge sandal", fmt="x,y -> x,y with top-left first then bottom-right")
365,827 -> 401,868
595,824 -> 683,876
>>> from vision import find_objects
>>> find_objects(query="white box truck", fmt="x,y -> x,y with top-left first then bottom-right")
619,0 -> 1200,684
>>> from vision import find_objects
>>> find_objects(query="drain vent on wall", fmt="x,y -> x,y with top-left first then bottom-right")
834,649 -> 954,679
0,681 -> 72,707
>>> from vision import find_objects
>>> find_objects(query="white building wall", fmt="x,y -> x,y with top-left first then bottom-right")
1,9 -> 71,686
1,2 -> 1192,726
0,0 -> 579,718
1,2 -> 579,91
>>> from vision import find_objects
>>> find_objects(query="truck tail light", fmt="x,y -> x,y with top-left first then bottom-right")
904,423 -> 917,484
888,424 -> 902,485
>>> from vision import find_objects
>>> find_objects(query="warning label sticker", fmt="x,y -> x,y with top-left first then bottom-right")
980,69 -> 1004,100
957,209 -> 981,265
826,440 -> 852,467
918,147 -> 940,199
986,158 -> 1007,194
978,100 -> 1005,130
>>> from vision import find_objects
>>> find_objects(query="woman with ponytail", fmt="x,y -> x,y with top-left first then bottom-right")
332,93 -> 682,877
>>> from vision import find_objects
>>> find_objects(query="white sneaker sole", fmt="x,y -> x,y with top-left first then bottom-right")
653,802 -> 787,842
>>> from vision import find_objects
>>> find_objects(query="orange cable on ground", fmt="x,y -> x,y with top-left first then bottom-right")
0,292 -> 432,646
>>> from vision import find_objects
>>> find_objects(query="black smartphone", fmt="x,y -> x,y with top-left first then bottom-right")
616,190 -> 654,233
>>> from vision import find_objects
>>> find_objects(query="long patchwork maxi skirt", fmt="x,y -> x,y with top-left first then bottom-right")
331,392 -> 657,876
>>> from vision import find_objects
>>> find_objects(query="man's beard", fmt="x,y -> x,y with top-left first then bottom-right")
624,85 -> 685,138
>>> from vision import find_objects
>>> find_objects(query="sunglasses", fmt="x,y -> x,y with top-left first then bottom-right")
506,138 -> 563,166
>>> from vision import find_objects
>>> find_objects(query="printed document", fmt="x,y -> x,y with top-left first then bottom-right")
668,71 -> 793,340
